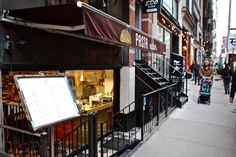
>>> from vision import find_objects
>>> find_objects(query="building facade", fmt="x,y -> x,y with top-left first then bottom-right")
0,1 -> 188,156
203,0 -> 215,59
181,0 -> 204,70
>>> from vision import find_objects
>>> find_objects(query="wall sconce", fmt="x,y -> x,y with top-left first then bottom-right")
3,35 -> 13,53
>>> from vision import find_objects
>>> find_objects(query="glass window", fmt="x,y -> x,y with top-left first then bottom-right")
164,30 -> 171,58
173,0 -> 178,20
157,25 -> 164,42
163,0 -> 173,14
163,0 -> 178,21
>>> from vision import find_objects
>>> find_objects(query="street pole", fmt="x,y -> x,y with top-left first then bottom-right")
226,0 -> 232,64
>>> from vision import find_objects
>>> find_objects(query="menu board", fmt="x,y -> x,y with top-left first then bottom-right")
14,75 -> 80,131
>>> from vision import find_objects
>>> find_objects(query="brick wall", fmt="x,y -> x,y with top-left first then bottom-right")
142,13 -> 153,35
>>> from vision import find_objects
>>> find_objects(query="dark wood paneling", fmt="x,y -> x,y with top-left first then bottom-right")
0,22 -> 123,70
2,0 -> 45,10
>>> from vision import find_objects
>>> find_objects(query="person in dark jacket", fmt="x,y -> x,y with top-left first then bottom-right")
190,61 -> 195,81
193,62 -> 200,85
230,70 -> 236,113
222,64 -> 232,94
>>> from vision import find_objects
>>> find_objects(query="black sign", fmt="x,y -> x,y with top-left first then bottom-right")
143,0 -> 162,13
170,53 -> 184,77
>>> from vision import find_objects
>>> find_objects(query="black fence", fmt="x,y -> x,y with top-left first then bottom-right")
1,103 -> 50,156
98,102 -> 140,157
1,82 -> 183,157
54,117 -> 90,157
54,102 -> 141,157
141,83 -> 178,139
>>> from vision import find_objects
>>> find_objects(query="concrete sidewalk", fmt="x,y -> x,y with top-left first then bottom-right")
128,78 -> 236,157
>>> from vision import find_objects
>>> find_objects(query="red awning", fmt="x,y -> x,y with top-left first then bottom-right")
3,2 -> 165,54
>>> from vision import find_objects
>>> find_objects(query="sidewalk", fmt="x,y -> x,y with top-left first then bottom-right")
128,78 -> 236,157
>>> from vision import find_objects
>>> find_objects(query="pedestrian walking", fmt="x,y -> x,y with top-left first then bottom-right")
199,60 -> 214,79
222,63 -> 232,94
229,70 -> 236,113
193,62 -> 200,85
190,61 -> 195,81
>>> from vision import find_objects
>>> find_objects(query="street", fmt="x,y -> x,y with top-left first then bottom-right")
128,77 -> 236,157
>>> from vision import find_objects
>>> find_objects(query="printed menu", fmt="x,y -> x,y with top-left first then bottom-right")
15,76 -> 80,131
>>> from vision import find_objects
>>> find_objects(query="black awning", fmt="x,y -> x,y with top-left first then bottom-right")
8,3 -> 83,26
3,2 -> 165,54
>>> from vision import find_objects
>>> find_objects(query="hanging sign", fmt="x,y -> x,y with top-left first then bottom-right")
143,0 -> 162,13
170,53 -> 184,77
228,34 -> 236,53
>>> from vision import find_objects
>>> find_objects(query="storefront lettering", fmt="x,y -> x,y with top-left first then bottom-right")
145,0 -> 159,7
149,41 -> 157,51
136,33 -> 148,49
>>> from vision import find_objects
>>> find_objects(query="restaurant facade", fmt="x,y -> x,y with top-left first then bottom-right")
0,1 -> 179,156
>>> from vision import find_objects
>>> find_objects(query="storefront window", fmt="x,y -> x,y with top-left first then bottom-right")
152,53 -> 164,74
2,70 -> 114,114
65,70 -> 114,113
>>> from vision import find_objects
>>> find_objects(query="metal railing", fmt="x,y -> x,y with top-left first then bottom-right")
0,124 -> 49,156
141,83 -> 178,139
98,101 -> 141,157
53,101 -> 140,157
152,56 -> 170,80
54,117 -> 89,157
1,103 -> 50,156
153,55 -> 188,96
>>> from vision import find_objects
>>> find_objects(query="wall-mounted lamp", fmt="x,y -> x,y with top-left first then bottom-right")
3,35 -> 13,53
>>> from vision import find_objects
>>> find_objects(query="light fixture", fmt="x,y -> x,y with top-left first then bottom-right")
183,46 -> 187,51
80,71 -> 84,82
3,35 -> 13,53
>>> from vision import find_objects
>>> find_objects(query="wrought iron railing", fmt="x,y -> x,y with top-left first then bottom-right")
98,101 -> 141,157
152,55 -> 188,96
0,124 -> 49,156
1,103 -> 50,156
141,83 -> 178,139
54,101 -> 141,157
54,118 -> 89,157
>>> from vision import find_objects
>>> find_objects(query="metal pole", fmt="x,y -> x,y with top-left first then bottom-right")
88,112 -> 97,157
226,0 -> 232,64
40,132 -> 48,157
50,126 -> 55,157
0,70 -> 4,152
157,92 -> 160,125
186,76 -> 188,95
141,97 -> 145,141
